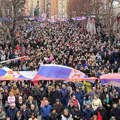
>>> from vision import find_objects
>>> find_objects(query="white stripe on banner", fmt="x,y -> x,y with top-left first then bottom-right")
19,71 -> 37,79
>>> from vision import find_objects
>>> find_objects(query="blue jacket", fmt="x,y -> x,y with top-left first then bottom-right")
83,108 -> 94,120
60,89 -> 69,99
74,91 -> 83,104
7,107 -> 18,120
40,105 -> 52,118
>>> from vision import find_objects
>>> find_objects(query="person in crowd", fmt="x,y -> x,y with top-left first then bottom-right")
19,91 -> 27,103
71,106 -> 82,120
20,104 -> 29,120
16,96 -> 24,110
28,113 -> 37,120
92,94 -> 102,111
110,88 -> 118,100
60,84 -> 69,107
31,85 -> 41,107
15,111 -> 23,120
7,92 -> 15,105
91,87 -> 97,99
118,99 -> 120,109
22,84 -> 31,98
61,108 -> 73,120
39,87 -> 47,103
73,87 -> 83,109
40,100 -> 52,120
94,105 -> 108,120
100,87 -> 109,103
26,96 -> 36,109
68,101 -> 75,114
40,97 -> 48,108
83,94 -> 92,108
110,116 -> 116,120
103,93 -> 112,118
2,88 -> 9,105
7,103 -> 18,120
11,85 -> 19,96
48,108 -> 59,120
112,94 -> 119,104
68,95 -> 80,110
29,104 -> 38,118
53,99 -> 63,115
0,106 -> 6,120
95,83 -> 102,96
110,103 -> 120,120
49,86 -> 60,105
83,104 -> 94,120
0,88 -> 3,107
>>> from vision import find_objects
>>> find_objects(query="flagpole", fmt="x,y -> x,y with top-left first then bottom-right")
0,56 -> 27,64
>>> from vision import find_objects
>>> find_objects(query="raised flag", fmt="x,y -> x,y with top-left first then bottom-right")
34,64 -> 86,81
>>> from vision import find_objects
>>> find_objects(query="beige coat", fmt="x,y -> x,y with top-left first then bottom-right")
92,99 -> 102,111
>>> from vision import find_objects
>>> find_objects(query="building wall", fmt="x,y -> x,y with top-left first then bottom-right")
58,0 -> 68,18
25,0 -> 40,16
40,0 -> 46,14
50,0 -> 58,16
25,0 -> 69,17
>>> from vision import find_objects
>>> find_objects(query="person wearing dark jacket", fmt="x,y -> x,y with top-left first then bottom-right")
49,87 -> 60,105
15,111 -> 24,120
39,87 -> 47,101
2,88 -> 9,105
60,84 -> 69,107
7,103 -> 18,120
71,107 -> 82,120
103,94 -> 112,119
83,104 -> 94,120
31,85 -> 41,107
16,96 -> 24,110
94,106 -> 108,120
20,104 -> 29,120
29,104 -> 37,118
67,102 -> 75,114
110,103 -> 120,120
53,99 -> 63,114
26,96 -> 36,109
48,108 -> 59,120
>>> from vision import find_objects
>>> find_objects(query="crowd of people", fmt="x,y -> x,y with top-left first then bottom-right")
0,19 -> 120,75
0,80 -> 120,120
0,19 -> 120,120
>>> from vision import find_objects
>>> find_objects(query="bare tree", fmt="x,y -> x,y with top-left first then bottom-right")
67,0 -> 103,17
67,0 -> 120,32
100,0 -> 120,32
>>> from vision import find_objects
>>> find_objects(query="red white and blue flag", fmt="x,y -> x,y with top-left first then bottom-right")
34,64 -> 86,81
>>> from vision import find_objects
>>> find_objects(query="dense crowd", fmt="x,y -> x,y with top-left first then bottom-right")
0,19 -> 120,120
0,20 -> 120,74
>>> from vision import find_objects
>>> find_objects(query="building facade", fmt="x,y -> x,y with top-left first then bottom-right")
50,0 -> 58,17
25,0 -> 40,16
25,0 -> 69,18
40,0 -> 46,14
58,0 -> 68,18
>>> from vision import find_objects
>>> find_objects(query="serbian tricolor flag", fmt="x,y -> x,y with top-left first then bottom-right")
100,73 -> 120,87
33,64 -> 86,83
